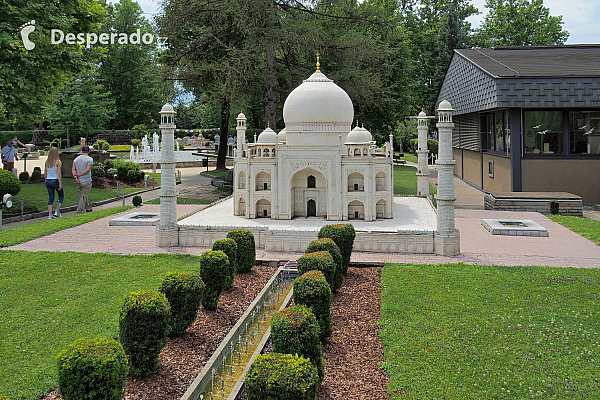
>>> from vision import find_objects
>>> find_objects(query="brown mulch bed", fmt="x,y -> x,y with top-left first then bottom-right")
41,266 -> 276,400
92,177 -> 157,190
318,267 -> 389,400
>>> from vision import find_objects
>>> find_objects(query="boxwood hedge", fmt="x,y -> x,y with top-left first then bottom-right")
199,250 -> 230,310
317,224 -> 355,274
159,271 -> 204,337
293,270 -> 333,341
226,229 -> 255,273
305,238 -> 343,292
212,238 -> 237,289
297,251 -> 335,290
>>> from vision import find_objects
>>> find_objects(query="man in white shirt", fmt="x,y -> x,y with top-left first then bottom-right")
71,145 -> 94,213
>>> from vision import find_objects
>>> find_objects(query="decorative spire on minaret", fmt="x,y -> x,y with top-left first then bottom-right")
316,51 -> 321,72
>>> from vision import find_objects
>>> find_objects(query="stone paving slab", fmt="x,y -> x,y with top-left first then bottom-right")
7,205 -> 600,268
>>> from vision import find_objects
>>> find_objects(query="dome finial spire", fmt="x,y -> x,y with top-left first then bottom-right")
267,121 -> 270,128
316,51 -> 321,72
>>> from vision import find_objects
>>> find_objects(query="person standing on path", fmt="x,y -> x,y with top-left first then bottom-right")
45,147 -> 64,219
1,139 -> 18,171
72,145 -> 94,213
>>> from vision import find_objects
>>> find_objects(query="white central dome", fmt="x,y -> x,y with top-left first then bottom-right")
283,71 -> 354,132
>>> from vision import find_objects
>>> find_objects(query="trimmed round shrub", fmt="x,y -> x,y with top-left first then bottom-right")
297,251 -> 335,290
127,169 -> 144,182
33,166 -> 41,173
318,224 -> 356,274
226,229 -> 255,273
159,271 -> 204,337
104,158 -> 115,170
306,238 -> 343,292
91,163 -> 105,179
30,169 -> 42,181
132,195 -> 143,207
106,167 -> 118,179
271,305 -> 323,382
199,250 -> 230,310
550,200 -> 560,215
246,353 -> 318,400
19,171 -> 29,183
212,238 -> 237,289
114,160 -> 142,181
0,169 -> 21,197
293,270 -> 332,341
119,290 -> 171,377
57,337 -> 128,400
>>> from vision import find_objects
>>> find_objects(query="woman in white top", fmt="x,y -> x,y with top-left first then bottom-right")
45,147 -> 64,219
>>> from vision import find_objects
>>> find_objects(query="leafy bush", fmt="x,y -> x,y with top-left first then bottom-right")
297,251 -> 335,290
57,337 -> 128,400
198,250 -> 230,310
131,138 -> 141,148
114,160 -> 143,181
0,169 -> 21,197
550,200 -> 560,215
131,124 -> 147,140
409,138 -> 418,154
19,171 -> 29,183
212,238 -> 237,289
318,224 -> 355,275
226,229 -> 255,273
158,271 -> 204,337
293,270 -> 333,341
132,195 -> 142,207
271,305 -> 323,382
305,238 -> 343,292
246,353 -> 318,400
119,290 -> 171,376
1,199 -> 38,218
95,139 -> 110,151
104,158 -> 115,171
33,166 -> 41,173
30,169 -> 42,181
91,163 -> 105,179
106,168 -> 118,179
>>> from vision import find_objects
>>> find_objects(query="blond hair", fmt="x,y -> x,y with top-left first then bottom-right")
46,147 -> 60,168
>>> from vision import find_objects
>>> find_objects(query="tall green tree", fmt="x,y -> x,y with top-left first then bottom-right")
476,0 -> 569,46
98,0 -> 166,130
0,0 -> 106,125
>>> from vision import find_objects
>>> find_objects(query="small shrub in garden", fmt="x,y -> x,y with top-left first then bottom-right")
106,167 -> 118,179
305,238 -> 343,291
33,166 -> 41,173
318,224 -> 356,274
104,158 -> 115,171
550,200 -> 560,215
132,195 -> 143,207
159,271 -> 204,337
57,337 -> 128,400
30,168 -> 42,181
297,251 -> 335,290
91,164 -> 105,179
19,171 -> 29,183
212,238 -> 237,289
246,353 -> 318,400
271,305 -> 323,382
226,229 -> 255,272
199,250 -> 230,310
293,270 -> 333,341
114,160 -> 142,181
119,290 -> 171,376
0,169 -> 21,197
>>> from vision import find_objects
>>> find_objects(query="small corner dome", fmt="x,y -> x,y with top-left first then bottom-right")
161,103 -> 175,113
418,110 -> 427,118
278,128 -> 287,142
283,70 -> 354,130
345,126 -> 372,144
257,127 -> 277,144
237,112 -> 246,119
437,99 -> 453,112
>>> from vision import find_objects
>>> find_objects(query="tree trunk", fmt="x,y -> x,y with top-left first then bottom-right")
264,1 -> 277,130
217,98 -> 230,170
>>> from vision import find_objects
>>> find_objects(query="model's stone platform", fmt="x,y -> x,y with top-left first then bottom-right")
177,196 -> 444,253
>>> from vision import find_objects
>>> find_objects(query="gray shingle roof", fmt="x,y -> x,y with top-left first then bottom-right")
456,45 -> 600,78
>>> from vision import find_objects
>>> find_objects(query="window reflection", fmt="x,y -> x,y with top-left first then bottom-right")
570,111 -> 600,154
524,111 -> 563,154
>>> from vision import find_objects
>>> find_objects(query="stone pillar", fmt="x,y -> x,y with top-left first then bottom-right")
416,110 -> 431,197
434,98 -> 460,255
156,103 -> 179,247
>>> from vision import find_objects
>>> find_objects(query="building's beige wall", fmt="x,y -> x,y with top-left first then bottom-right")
453,148 -> 463,177
463,149 -> 482,188
483,153 -> 511,193
522,159 -> 600,204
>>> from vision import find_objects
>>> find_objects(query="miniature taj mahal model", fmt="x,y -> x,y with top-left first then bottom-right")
158,56 -> 460,256
232,56 -> 394,221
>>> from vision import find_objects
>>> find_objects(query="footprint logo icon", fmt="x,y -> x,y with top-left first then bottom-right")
20,20 -> 36,51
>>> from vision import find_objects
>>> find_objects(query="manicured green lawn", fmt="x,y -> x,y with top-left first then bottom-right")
0,251 -> 201,400
0,207 -> 132,247
393,165 -> 437,204
145,197 -> 214,205
203,168 -> 230,178
380,263 -> 600,399
402,153 -> 418,163
548,215 -> 600,246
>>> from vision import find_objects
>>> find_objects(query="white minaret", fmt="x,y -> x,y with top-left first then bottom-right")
416,110 -> 431,197
156,103 -> 179,247
236,112 -> 246,158
434,98 -> 460,255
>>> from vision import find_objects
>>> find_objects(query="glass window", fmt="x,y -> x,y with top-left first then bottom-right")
524,111 -> 563,154
494,111 -> 504,152
570,111 -> 600,154
307,175 -> 316,188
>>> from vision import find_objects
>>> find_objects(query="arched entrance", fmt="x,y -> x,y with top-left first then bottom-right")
238,197 -> 246,216
307,199 -> 316,217
348,200 -> 365,220
376,199 -> 386,219
256,199 -> 271,218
